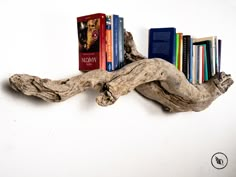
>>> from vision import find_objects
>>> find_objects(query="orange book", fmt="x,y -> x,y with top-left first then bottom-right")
106,15 -> 113,71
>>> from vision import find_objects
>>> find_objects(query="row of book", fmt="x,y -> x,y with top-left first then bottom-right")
77,13 -> 124,72
148,28 -> 221,84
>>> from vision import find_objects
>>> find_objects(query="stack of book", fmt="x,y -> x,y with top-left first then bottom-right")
148,27 -> 221,84
77,13 -> 124,72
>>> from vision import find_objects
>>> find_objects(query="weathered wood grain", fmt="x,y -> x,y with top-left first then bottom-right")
9,31 -> 233,112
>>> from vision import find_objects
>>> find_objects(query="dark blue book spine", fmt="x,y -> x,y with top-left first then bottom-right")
118,17 -> 124,68
113,15 -> 119,70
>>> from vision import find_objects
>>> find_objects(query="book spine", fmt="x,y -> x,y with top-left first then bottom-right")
106,15 -> 113,71
112,15 -> 119,70
189,38 -> 193,82
206,41 -> 212,79
100,14 -> 106,70
182,36 -> 187,77
175,33 -> 179,69
182,35 -> 191,79
199,45 -> 203,84
218,39 -> 221,74
178,33 -> 183,71
215,36 -> 218,74
118,17 -> 124,68
203,44 -> 208,81
172,30 -> 176,65
196,45 -> 200,84
202,46 -> 205,82
211,37 -> 216,76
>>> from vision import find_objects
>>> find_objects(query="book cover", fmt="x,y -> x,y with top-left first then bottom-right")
118,17 -> 124,68
148,27 -> 176,64
77,13 -> 106,71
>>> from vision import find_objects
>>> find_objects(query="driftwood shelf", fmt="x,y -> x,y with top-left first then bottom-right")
9,31 -> 234,112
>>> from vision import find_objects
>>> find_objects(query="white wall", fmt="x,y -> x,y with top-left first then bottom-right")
0,0 -> 235,177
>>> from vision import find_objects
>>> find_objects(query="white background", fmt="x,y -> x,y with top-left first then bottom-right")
0,0 -> 236,176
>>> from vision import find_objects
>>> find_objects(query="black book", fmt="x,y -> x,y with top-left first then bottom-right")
182,35 -> 191,78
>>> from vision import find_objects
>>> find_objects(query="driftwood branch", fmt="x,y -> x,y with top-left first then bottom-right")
9,31 -> 233,112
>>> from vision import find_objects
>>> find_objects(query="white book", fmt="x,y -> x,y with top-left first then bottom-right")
192,45 -> 197,84
214,36 -> 218,73
199,46 -> 203,84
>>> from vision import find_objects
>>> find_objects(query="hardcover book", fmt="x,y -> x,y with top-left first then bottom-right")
148,27 -> 176,65
77,13 -> 106,71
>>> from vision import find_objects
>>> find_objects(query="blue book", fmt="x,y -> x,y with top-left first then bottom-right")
112,14 -> 119,70
148,27 -> 176,64
118,17 -> 124,68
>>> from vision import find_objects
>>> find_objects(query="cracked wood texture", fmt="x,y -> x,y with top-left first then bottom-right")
9,31 -> 234,112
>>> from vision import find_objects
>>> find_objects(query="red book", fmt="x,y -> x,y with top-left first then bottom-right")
77,13 -> 106,71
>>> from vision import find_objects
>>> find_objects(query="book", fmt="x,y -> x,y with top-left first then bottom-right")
192,45 -> 197,84
111,14 -> 120,70
198,45 -> 203,84
218,39 -> 222,74
193,36 -> 216,76
182,35 -> 191,79
193,40 -> 211,80
202,44 -> 208,81
118,17 -> 124,68
77,13 -> 106,71
148,27 -> 176,64
106,15 -> 113,71
178,33 -> 183,71
175,33 -> 179,69
189,38 -> 193,82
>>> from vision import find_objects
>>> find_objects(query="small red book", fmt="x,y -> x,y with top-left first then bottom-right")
77,13 -> 106,71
